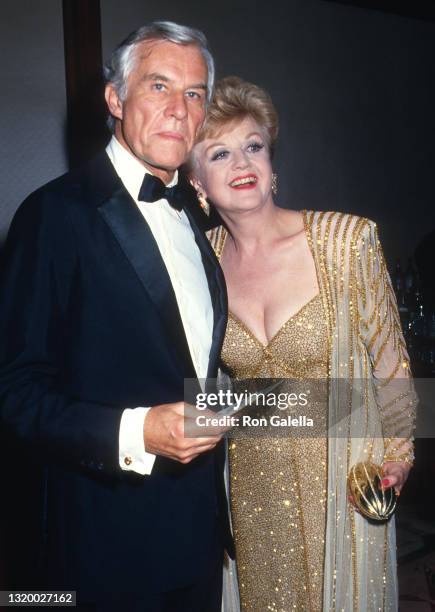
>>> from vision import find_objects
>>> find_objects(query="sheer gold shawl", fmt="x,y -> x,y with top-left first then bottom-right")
303,210 -> 416,611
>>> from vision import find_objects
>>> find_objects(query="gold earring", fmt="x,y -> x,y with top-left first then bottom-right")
197,191 -> 210,216
271,173 -> 278,195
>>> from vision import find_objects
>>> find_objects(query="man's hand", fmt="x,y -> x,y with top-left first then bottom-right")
143,402 -> 224,464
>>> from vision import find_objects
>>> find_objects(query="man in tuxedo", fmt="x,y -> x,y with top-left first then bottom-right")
0,21 -> 232,611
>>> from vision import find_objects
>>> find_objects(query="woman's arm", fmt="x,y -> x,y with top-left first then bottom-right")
359,221 -> 417,493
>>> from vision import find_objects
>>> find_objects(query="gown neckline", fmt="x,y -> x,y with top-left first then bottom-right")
228,292 -> 321,349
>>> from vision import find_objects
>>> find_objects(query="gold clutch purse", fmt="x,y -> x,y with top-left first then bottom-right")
347,462 -> 397,521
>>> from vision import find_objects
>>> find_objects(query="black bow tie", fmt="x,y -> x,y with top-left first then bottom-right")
138,173 -> 186,211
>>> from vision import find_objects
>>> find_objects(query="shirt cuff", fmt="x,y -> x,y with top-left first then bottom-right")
119,407 -> 156,475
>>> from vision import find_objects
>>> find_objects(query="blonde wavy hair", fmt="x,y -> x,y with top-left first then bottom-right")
195,75 -> 279,154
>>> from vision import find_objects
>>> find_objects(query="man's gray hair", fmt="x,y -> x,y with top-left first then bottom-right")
104,20 -> 215,132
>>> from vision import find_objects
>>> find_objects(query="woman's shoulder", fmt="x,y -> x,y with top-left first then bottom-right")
207,224 -> 227,259
303,209 -> 377,244
206,210 -> 380,259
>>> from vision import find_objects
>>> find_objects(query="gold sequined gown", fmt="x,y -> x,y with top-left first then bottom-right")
221,294 -> 328,612
213,213 -> 416,611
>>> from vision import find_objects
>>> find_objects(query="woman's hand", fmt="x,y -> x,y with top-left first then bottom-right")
348,460 -> 412,511
380,461 -> 412,495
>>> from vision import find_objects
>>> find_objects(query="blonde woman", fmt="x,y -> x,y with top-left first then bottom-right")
190,77 -> 416,611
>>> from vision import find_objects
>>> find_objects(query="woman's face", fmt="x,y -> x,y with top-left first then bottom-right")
192,115 -> 273,216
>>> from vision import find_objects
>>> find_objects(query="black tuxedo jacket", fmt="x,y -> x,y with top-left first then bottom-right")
0,152 -> 232,604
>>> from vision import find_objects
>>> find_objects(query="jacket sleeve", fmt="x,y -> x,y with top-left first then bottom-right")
0,190 -> 123,476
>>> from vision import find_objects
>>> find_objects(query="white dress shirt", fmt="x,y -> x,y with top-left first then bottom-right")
106,137 -> 214,475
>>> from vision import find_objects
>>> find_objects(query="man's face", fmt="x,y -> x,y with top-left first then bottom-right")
105,40 -> 208,183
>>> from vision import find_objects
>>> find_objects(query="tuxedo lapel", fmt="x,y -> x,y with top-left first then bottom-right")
98,185 -> 196,378
87,153 -> 226,382
184,205 -> 228,379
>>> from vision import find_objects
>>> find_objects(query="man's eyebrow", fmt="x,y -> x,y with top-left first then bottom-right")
188,83 -> 208,91
144,72 -> 171,82
143,73 -> 207,92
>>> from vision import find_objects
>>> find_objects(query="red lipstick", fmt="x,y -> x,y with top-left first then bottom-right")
229,174 -> 258,189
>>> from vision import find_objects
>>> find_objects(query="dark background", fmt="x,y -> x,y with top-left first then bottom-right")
2,0 -> 435,261
1,0 -> 434,605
